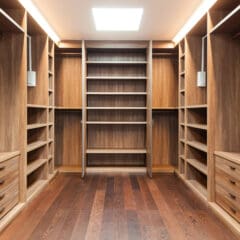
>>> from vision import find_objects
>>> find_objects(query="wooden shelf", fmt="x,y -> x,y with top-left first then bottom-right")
27,104 -> 48,109
27,123 -> 47,130
27,180 -> 48,201
86,149 -> 147,154
186,123 -> 207,130
27,141 -> 47,153
186,104 -> 207,109
188,179 -> 207,199
210,6 -> 240,35
86,107 -> 147,110
186,141 -> 207,153
55,107 -> 82,110
180,89 -> 185,93
214,151 -> 240,165
0,9 -> 24,33
86,76 -> 147,80
27,159 -> 48,175
187,158 -> 207,175
86,92 -> 147,95
48,71 -> 53,75
152,107 -> 178,111
86,121 -> 147,125
0,151 -> 20,163
179,71 -> 185,76
179,139 -> 185,143
86,61 -> 147,64
180,53 -> 185,59
179,155 -> 185,160
48,89 -> 53,93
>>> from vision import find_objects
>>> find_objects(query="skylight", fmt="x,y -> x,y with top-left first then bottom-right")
92,8 -> 143,31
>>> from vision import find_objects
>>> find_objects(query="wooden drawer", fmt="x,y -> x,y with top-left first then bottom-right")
216,184 -> 240,222
215,156 -> 240,181
0,180 -> 19,219
0,156 -> 18,179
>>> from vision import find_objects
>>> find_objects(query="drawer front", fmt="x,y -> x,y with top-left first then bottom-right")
216,184 -> 240,222
0,156 -> 18,179
215,168 -> 240,196
215,156 -> 240,181
0,180 -> 19,219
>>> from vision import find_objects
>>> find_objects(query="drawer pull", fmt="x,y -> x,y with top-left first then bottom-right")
0,166 -> 5,171
229,180 -> 236,185
229,193 -> 236,200
230,166 -> 236,171
230,207 -> 237,215
0,207 -> 5,214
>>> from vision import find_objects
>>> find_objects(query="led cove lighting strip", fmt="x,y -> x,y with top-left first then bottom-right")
18,0 -> 60,43
173,0 -> 217,44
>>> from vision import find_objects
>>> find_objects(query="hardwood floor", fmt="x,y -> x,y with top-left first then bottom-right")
1,173 -> 238,240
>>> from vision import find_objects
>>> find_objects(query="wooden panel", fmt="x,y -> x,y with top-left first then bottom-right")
55,111 -> 82,167
152,111 -> 178,167
27,35 -> 48,106
87,125 -> 146,149
55,55 -> 82,108
185,36 -> 207,106
152,56 -> 178,108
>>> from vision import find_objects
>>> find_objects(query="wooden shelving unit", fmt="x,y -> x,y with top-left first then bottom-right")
54,44 -> 82,172
82,41 -> 152,176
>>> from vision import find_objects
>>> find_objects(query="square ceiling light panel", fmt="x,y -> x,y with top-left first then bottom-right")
92,8 -> 143,31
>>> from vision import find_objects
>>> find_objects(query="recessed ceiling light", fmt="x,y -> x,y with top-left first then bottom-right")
18,0 -> 60,43
92,8 -> 143,31
173,0 -> 217,44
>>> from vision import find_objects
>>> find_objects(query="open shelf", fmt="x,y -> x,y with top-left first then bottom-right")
186,141 -> 207,152
27,123 -> 47,130
86,121 -> 147,125
0,9 -> 24,33
27,141 -> 48,153
188,179 -> 207,199
27,158 -> 48,175
86,61 -> 147,64
186,124 -> 207,130
0,151 -> 20,163
187,158 -> 207,175
86,76 -> 147,80
27,104 -> 48,109
186,104 -> 207,109
86,92 -> 147,95
27,179 -> 47,200
87,107 -> 147,110
86,149 -> 147,154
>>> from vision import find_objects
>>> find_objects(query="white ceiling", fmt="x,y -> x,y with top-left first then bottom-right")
32,0 -> 202,41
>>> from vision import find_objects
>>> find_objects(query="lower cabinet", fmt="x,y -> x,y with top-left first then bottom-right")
0,155 -> 19,219
215,154 -> 240,222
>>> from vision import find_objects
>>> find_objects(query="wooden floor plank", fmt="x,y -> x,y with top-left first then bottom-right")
0,173 -> 238,240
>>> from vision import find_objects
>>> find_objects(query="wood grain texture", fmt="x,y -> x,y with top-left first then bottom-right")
55,55 -> 82,108
0,173 -> 238,240
55,111 -> 82,167
152,111 -> 178,168
152,56 -> 178,108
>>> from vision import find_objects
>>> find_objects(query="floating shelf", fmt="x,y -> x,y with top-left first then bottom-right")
86,121 -> 147,125
27,159 -> 48,175
86,61 -> 147,64
187,158 -> 207,175
86,149 -> 147,154
187,141 -> 207,153
27,123 -> 47,130
0,151 -> 20,163
0,9 -> 24,33
86,76 -> 147,80
27,141 -> 47,153
186,124 -> 207,130
86,92 -> 147,95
